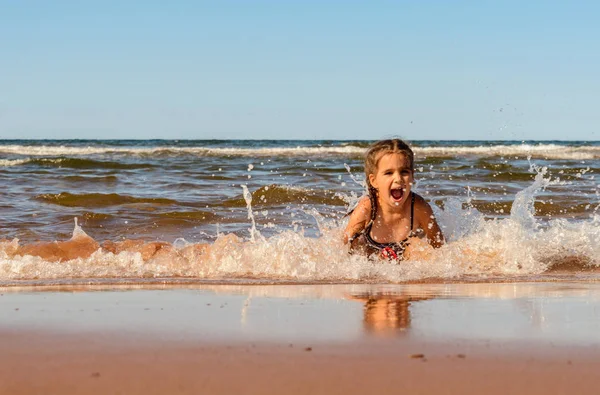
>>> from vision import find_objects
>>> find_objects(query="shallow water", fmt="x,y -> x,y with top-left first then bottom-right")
1,140 -> 599,285
2,283 -> 600,345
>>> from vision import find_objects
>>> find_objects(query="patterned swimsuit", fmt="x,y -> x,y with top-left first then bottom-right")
350,192 -> 415,260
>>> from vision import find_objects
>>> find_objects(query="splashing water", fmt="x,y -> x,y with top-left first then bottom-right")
1,163 -> 598,286
241,185 -> 264,243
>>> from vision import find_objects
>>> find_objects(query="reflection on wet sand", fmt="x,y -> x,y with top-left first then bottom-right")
2,283 -> 600,345
5,282 -> 600,300
348,292 -> 433,336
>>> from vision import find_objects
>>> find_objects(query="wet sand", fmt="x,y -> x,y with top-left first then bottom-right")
2,283 -> 600,394
2,331 -> 599,395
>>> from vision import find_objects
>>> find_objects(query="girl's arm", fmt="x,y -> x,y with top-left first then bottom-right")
414,195 -> 444,248
343,196 -> 372,244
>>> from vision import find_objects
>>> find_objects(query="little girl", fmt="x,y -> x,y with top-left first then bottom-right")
344,139 -> 444,260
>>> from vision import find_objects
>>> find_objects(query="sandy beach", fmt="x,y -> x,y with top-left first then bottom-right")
2,283 -> 600,394
2,331 -> 600,395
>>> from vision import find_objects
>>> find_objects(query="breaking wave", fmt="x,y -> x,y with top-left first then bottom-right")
1,142 -> 598,160
1,167 -> 599,285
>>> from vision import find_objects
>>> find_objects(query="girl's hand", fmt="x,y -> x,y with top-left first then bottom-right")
404,237 -> 435,261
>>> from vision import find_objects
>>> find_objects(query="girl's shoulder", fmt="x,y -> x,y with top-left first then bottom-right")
410,192 -> 444,247
349,195 -> 372,217
344,195 -> 373,244
411,193 -> 436,218
412,192 -> 431,205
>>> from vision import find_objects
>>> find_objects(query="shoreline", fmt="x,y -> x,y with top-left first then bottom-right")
3,282 -> 600,394
2,268 -> 600,289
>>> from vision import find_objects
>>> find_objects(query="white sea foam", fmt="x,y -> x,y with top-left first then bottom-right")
0,158 -> 31,167
418,144 -> 600,160
0,143 -> 598,159
1,214 -> 598,284
1,168 -> 598,284
0,145 -> 365,158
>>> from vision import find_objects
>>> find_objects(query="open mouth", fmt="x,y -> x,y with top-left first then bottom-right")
390,188 -> 404,201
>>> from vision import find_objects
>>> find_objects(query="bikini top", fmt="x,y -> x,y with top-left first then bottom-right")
350,192 -> 415,260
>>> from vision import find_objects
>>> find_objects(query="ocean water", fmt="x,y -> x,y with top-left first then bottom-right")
4,283 -> 600,345
0,139 -> 598,286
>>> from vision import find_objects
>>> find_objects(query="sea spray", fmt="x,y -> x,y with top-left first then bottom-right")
435,197 -> 485,242
433,164 -> 570,274
241,184 -> 264,243
1,148 -> 599,284
335,163 -> 367,211
344,163 -> 366,189
2,211 -> 599,284
72,217 -> 86,238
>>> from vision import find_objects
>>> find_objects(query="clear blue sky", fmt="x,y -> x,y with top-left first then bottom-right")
1,1 -> 598,140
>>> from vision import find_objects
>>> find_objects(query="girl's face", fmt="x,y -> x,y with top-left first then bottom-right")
368,153 -> 414,209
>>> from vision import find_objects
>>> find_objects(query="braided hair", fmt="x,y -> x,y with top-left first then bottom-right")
363,139 -> 414,222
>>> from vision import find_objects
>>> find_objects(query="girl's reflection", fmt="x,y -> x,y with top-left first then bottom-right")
349,292 -> 431,336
